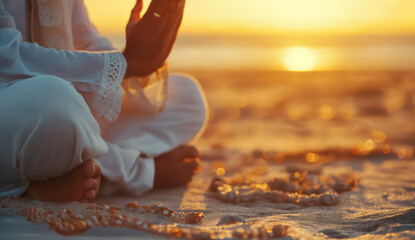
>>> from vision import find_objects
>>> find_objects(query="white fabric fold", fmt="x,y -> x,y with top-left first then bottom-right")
0,0 -> 209,197
97,143 -> 155,196
123,63 -> 169,116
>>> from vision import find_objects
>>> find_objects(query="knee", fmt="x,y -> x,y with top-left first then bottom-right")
170,73 -> 204,93
19,126 -> 76,180
29,75 -> 92,134
167,74 -> 210,142
169,73 -> 209,123
27,75 -> 91,123
29,75 -> 84,107
17,76 -> 96,180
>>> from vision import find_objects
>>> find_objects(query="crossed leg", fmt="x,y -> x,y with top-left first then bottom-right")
98,74 -> 209,195
0,76 -> 107,202
0,74 -> 208,202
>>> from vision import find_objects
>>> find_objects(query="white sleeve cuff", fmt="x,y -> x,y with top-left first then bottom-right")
91,51 -> 127,123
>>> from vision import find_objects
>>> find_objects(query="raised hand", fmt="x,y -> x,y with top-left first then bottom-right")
123,0 -> 185,78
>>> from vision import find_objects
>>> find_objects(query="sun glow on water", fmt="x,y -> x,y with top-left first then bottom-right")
283,47 -> 317,71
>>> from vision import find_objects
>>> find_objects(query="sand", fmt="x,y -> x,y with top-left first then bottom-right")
1,70 -> 414,239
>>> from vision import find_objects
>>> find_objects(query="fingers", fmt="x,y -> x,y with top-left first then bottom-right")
167,0 -> 185,26
143,0 -> 184,32
183,158 -> 200,172
126,0 -> 143,35
154,0 -> 174,19
156,0 -> 184,34
136,0 -> 185,68
157,1 -> 185,60
130,0 -> 143,24
160,10 -> 183,60
143,0 -> 170,22
146,0 -> 162,14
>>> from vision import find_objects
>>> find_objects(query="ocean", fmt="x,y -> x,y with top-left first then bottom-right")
108,34 -> 415,71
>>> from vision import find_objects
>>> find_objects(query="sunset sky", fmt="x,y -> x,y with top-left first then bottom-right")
85,0 -> 415,36
84,0 -> 415,71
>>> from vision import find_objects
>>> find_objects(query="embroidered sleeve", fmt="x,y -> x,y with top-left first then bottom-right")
91,51 -> 127,123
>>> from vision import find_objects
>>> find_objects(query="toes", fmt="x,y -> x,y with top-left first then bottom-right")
82,159 -> 102,180
93,161 -> 102,179
176,145 -> 201,159
155,145 -> 200,163
84,178 -> 98,190
183,159 -> 200,172
84,189 -> 96,200
82,160 -> 96,178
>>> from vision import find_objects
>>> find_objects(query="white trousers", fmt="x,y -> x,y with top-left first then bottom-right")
0,74 -> 208,197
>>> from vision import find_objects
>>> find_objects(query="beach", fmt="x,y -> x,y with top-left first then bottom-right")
1,70 -> 414,239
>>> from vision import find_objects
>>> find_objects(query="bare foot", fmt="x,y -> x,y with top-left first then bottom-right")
154,145 -> 201,189
23,160 -> 102,203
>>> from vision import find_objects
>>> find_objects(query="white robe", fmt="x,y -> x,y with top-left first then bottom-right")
0,0 -> 208,197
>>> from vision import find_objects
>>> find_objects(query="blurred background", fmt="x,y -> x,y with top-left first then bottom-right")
85,0 -> 415,160
85,0 -> 415,71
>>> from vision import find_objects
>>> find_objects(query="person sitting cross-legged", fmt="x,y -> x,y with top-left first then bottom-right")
0,0 -> 208,202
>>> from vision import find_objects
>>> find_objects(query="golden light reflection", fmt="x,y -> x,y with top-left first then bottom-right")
306,153 -> 320,163
396,147 -> 414,159
249,183 -> 268,192
179,178 -> 206,211
283,47 -> 317,71
216,168 -> 226,176
364,139 -> 375,151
